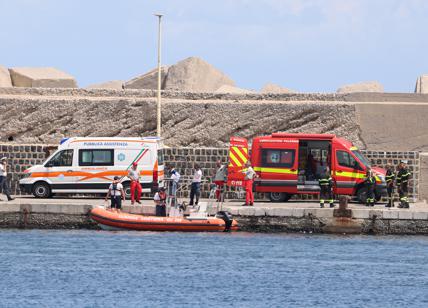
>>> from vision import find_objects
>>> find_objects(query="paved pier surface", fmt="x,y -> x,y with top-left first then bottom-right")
1,197 -> 427,234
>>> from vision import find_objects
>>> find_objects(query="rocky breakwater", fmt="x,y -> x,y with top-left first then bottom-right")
0,87 -> 362,148
0,87 -> 428,151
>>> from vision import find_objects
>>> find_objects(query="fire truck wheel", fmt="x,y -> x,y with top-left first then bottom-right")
356,187 -> 368,204
268,192 -> 291,202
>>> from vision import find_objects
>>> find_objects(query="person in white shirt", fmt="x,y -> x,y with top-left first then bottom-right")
169,166 -> 181,206
0,157 -> 13,201
105,176 -> 125,211
242,161 -> 257,206
128,162 -> 142,205
154,187 -> 167,217
189,164 -> 203,206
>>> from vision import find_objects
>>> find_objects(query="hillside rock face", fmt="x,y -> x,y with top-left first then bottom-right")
164,57 -> 235,92
124,66 -> 169,89
9,67 -> 77,88
415,75 -> 428,93
0,65 -> 12,87
337,81 -> 383,93
86,80 -> 123,90
261,83 -> 294,93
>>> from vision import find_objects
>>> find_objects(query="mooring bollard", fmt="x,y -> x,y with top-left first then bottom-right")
334,195 -> 352,217
339,195 -> 349,210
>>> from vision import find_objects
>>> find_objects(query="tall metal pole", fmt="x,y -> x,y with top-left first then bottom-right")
154,14 -> 163,138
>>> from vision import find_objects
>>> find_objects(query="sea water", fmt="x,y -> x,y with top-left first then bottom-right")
0,230 -> 427,308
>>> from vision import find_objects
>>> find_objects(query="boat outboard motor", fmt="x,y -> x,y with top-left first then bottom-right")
216,211 -> 233,232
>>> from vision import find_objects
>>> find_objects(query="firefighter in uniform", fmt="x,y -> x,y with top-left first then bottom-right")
363,169 -> 376,207
318,167 -> 334,208
385,164 -> 395,208
396,160 -> 411,209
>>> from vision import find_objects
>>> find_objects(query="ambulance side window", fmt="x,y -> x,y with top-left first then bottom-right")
45,150 -> 73,167
261,149 -> 295,168
336,150 -> 362,170
79,149 -> 114,166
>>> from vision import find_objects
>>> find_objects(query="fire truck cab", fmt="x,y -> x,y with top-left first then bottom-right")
228,133 -> 387,203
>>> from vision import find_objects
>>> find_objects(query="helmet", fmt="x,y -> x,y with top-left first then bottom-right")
132,162 -> 138,167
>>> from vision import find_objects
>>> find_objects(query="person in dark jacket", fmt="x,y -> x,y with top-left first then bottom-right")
363,169 -> 376,207
396,160 -> 411,209
318,167 -> 334,208
385,164 -> 395,208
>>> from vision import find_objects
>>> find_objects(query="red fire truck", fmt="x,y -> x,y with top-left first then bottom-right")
227,133 -> 387,203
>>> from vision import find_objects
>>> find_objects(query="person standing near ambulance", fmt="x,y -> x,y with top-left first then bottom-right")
213,160 -> 227,202
128,162 -> 142,205
189,164 -> 203,206
0,157 -> 14,201
242,161 -> 257,206
105,176 -> 125,211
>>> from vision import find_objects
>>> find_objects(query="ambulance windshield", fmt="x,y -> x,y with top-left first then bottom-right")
352,150 -> 371,168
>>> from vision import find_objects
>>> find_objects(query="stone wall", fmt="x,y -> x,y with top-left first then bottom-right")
1,88 -> 428,151
0,143 -> 421,201
419,153 -> 428,202
163,148 -> 420,201
0,144 -> 56,195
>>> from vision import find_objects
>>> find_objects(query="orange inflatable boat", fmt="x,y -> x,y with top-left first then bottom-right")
90,207 -> 238,232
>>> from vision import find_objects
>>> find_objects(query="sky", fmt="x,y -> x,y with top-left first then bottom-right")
1,0 -> 427,92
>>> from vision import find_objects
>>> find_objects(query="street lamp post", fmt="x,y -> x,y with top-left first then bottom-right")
154,13 -> 163,138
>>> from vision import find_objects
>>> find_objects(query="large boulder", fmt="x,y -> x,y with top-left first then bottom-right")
124,66 -> 169,89
215,85 -> 255,94
9,67 -> 77,88
0,65 -> 12,87
86,80 -> 124,90
260,83 -> 294,94
164,57 -> 235,92
415,75 -> 428,93
337,81 -> 383,93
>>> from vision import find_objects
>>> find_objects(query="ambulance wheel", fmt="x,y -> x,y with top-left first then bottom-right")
268,192 -> 291,202
356,187 -> 367,204
32,182 -> 52,198
122,182 -> 131,199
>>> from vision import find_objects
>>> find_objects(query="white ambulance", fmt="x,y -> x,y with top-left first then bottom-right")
19,137 -> 164,198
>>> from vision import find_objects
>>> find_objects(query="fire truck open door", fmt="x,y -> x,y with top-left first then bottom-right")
227,137 -> 249,187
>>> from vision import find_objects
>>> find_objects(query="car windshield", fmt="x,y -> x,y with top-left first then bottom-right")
352,150 -> 371,168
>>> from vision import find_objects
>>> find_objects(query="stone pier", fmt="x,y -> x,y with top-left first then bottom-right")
0,198 -> 427,235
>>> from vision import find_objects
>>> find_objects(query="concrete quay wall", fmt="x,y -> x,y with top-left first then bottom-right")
1,202 -> 428,235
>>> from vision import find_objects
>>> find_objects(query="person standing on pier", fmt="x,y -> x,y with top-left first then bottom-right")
363,169 -> 376,207
189,164 -> 203,206
0,157 -> 14,201
154,187 -> 167,216
242,161 -> 257,206
396,160 -> 411,209
385,164 -> 395,208
128,162 -> 142,205
318,167 -> 334,208
105,176 -> 125,211
213,160 -> 227,202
